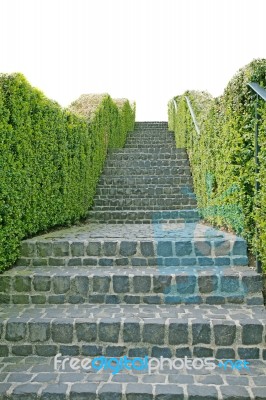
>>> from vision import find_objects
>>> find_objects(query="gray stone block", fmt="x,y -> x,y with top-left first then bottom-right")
175,275 -> 196,294
238,347 -> 260,359
33,275 -> 51,292
82,345 -> 103,356
99,258 -> 114,267
221,276 -> 240,292
71,242 -> 85,257
214,240 -> 230,256
215,348 -> 235,359
60,345 -> 79,356
128,348 -> 149,358
99,320 -> 120,343
51,321 -> 73,343
37,242 -> 52,257
53,241 -> 70,257
242,322 -> 263,344
133,276 -> 151,293
29,322 -> 50,342
0,276 -> 11,293
169,323 -> 188,345
142,321 -> 165,344
6,321 -> 26,341
192,322 -> 211,344
194,240 -> 211,256
220,386 -> 250,400
53,276 -> 70,294
213,323 -> 236,346
175,241 -> 192,256
153,276 -> 172,294
36,345 -> 58,356
76,322 -> 97,342
72,276 -> 89,296
123,322 -> 141,342
198,275 -> 218,293
155,384 -> 184,399
126,383 -> 153,400
113,276 -> 129,293
98,383 -> 122,400
187,385 -> 218,399
93,276 -> 111,293
120,241 -> 137,256
14,276 -> 31,292
86,242 -> 101,256
140,241 -> 154,257
12,383 -> 41,399
151,346 -> 172,358
12,345 -> 33,356
20,241 -> 36,257
105,346 -> 127,357
70,383 -> 97,400
157,241 -> 172,257
193,347 -> 213,357
41,383 -> 68,399
232,240 -> 247,256
12,294 -> 29,304
0,345 -> 8,356
103,242 -> 117,256
242,275 -> 262,293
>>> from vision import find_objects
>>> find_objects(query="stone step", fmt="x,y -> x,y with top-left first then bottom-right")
109,148 -> 187,155
86,210 -> 200,223
104,160 -> 190,168
92,205 -> 197,211
1,266 -> 263,306
102,166 -> 192,176
93,197 -> 197,207
1,356 -> 266,400
106,153 -> 189,161
16,222 -> 248,269
125,139 -> 175,145
95,186 -> 195,197
135,121 -> 168,127
1,303 -> 265,359
127,133 -> 174,139
124,143 -> 174,149
99,176 -> 193,186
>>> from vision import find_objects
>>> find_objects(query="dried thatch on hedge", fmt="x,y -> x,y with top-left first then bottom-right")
68,94 -> 109,120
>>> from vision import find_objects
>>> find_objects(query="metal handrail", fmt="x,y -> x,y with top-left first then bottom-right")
248,82 -> 266,101
185,96 -> 200,135
247,81 -> 266,273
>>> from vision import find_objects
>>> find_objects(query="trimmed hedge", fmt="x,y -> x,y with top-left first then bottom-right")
168,59 -> 266,268
0,73 -> 135,271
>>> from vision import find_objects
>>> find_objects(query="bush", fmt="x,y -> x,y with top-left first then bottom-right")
168,59 -> 266,269
0,73 -> 135,271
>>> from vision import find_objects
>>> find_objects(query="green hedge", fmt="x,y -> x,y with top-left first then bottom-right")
168,59 -> 266,268
0,73 -> 135,271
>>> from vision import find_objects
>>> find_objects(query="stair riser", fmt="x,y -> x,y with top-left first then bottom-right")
1,319 -> 265,359
107,155 -> 189,161
16,238 -> 248,270
109,148 -> 187,154
105,160 -> 190,168
94,198 -> 197,206
99,177 -> 193,185
92,205 -> 197,211
102,167 -> 192,176
96,188 -> 195,197
1,273 -> 262,306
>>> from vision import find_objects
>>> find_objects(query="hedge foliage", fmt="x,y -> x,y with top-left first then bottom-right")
0,73 -> 135,271
168,59 -> 266,268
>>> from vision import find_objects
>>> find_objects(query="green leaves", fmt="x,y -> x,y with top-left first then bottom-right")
0,73 -> 135,271
168,59 -> 266,269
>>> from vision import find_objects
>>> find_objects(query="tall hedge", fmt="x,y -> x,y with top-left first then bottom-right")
0,73 -> 135,271
168,59 -> 266,268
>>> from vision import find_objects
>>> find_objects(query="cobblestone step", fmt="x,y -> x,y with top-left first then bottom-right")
2,357 -> 264,400
0,356 -> 266,400
109,148 -> 187,155
87,210 -> 200,223
105,160 -> 190,168
99,176 -> 193,186
16,222 -> 248,269
106,153 -> 188,161
95,186 -> 195,197
1,303 -> 265,359
125,139 -> 176,145
1,266 -> 263,306
124,144 -> 176,148
102,166 -> 192,176
92,205 -> 198,211
93,198 -> 197,208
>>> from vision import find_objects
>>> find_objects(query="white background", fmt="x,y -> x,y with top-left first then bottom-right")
0,0 -> 265,120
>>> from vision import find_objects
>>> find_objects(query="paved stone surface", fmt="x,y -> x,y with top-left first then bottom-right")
0,356 -> 265,399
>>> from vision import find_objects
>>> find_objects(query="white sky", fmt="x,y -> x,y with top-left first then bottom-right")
0,0 -> 265,121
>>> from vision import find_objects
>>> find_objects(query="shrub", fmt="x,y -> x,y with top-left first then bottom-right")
168,59 -> 266,269
0,73 -> 135,271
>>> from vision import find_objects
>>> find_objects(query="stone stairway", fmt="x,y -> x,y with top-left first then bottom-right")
0,121 -> 265,399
